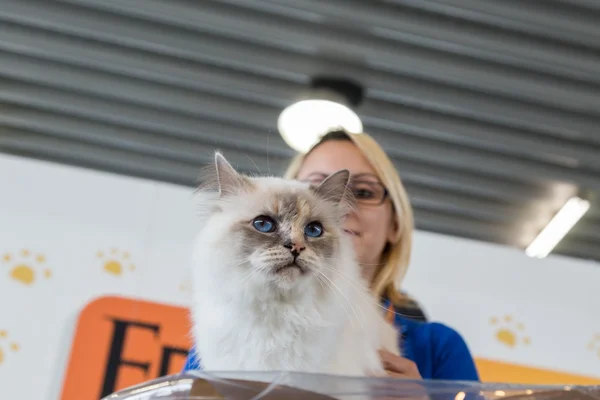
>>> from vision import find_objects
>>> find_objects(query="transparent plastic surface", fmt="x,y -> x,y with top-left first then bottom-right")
102,371 -> 600,400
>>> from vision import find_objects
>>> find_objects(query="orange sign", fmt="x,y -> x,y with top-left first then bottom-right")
60,296 -> 192,400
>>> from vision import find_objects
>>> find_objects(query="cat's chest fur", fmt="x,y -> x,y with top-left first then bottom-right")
192,295 -> 347,372
191,264 -> 398,376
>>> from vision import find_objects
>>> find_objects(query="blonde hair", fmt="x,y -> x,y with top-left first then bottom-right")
284,131 -> 414,307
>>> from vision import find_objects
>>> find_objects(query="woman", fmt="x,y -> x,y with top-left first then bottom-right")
183,129 -> 479,381
288,129 -> 478,380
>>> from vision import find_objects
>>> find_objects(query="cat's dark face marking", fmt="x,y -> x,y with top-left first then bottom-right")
234,189 -> 339,279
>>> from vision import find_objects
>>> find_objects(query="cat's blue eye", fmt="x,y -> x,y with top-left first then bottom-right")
252,216 -> 276,233
304,221 -> 323,238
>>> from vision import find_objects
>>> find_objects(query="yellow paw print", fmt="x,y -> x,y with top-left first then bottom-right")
0,330 -> 20,365
2,250 -> 52,286
490,315 -> 531,348
97,248 -> 135,276
586,333 -> 600,359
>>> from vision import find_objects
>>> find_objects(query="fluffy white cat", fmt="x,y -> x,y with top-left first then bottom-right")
190,153 -> 400,376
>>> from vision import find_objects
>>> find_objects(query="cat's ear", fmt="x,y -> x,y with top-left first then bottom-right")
313,169 -> 352,204
214,152 -> 249,197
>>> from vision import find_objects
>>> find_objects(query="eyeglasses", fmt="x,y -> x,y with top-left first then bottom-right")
302,176 -> 389,206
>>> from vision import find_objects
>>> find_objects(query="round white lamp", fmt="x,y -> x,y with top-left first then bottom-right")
278,78 -> 364,153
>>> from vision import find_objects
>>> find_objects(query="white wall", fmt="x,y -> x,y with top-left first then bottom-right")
0,153 -> 598,400
405,231 -> 600,377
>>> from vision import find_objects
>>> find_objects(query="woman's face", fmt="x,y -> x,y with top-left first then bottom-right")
296,140 -> 397,281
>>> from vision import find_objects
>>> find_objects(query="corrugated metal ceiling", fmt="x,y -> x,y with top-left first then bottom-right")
0,0 -> 599,261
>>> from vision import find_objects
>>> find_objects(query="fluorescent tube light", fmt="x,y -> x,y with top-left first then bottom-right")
525,196 -> 590,259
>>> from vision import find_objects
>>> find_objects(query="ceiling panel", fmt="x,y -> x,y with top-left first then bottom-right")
0,0 -> 598,263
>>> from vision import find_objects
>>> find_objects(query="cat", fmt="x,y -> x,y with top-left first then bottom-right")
190,152 -> 400,376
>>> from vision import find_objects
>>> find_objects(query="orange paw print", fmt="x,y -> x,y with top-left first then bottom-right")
2,250 -> 52,286
97,249 -> 135,276
0,330 -> 20,365
490,315 -> 531,348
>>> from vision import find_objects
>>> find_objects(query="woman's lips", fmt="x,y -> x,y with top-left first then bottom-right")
343,229 -> 361,237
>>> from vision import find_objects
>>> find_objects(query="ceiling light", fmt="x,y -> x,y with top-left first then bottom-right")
278,99 -> 362,153
278,77 -> 364,153
525,196 -> 590,259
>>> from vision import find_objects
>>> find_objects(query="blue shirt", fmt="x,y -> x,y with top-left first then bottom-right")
182,304 -> 479,381
392,315 -> 479,380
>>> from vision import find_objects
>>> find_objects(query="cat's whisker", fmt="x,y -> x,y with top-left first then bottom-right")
320,255 -> 383,267
313,270 -> 355,329
238,243 -> 260,251
266,129 -> 271,176
319,264 -> 367,295
223,256 -> 250,266
319,262 -> 413,320
317,265 -> 371,325
239,267 -> 261,286
314,268 -> 365,334
245,154 -> 262,175
304,254 -> 367,292
320,262 -> 385,304
314,273 -> 328,294
315,273 -> 327,292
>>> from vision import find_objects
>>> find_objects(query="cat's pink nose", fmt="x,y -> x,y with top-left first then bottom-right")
283,241 -> 305,257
